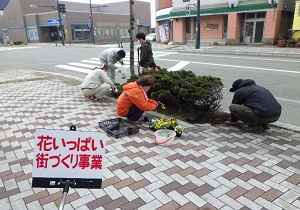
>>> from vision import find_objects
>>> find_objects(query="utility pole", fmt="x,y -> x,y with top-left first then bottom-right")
195,0 -> 200,49
89,3 -> 109,45
57,0 -> 65,46
89,0 -> 95,44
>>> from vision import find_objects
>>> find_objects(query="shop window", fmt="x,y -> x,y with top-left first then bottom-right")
186,17 -> 191,33
27,28 -> 38,40
72,25 -> 90,40
256,12 -> 266,18
246,13 -> 255,19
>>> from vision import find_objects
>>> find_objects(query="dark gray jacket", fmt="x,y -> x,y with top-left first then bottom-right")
232,79 -> 282,118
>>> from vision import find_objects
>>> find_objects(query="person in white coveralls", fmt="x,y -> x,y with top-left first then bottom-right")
99,48 -> 126,82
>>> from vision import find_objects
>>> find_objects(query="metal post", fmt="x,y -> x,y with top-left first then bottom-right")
90,0 -> 95,44
195,0 -> 200,49
57,0 -> 65,46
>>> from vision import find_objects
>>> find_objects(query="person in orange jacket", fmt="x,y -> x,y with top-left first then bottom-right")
116,75 -> 162,124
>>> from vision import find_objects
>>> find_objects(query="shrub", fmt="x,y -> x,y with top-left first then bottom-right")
13,41 -> 23,45
128,69 -> 224,114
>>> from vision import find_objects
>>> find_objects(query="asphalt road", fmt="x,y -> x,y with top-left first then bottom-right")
0,45 -> 299,128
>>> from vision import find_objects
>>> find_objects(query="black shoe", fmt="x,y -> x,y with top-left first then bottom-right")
261,124 -> 270,130
241,124 -> 264,133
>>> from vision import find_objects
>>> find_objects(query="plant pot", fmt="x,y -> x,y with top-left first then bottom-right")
176,132 -> 182,137
278,40 -> 286,47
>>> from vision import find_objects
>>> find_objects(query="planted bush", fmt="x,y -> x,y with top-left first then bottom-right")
13,41 -> 23,45
128,69 -> 223,114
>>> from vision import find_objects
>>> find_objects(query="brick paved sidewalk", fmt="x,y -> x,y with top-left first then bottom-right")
1,70 -> 300,210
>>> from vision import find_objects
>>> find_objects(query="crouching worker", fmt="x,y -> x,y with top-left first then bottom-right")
116,75 -> 162,125
81,64 -> 116,100
228,79 -> 282,132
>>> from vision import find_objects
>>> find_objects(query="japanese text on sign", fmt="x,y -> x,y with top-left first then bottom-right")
32,129 -> 106,179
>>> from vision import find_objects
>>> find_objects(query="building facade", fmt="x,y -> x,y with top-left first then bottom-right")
0,0 -> 151,44
155,0 -> 296,45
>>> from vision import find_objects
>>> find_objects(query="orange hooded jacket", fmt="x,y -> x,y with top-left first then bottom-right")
116,81 -> 158,117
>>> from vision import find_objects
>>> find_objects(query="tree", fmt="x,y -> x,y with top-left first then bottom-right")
128,0 -> 135,76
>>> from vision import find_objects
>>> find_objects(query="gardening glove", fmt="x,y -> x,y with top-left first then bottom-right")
156,101 -> 162,107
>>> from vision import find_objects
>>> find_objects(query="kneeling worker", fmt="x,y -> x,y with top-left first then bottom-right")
116,75 -> 162,124
228,79 -> 282,131
81,64 -> 116,100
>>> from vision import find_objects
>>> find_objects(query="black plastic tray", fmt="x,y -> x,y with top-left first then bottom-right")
98,118 -> 139,138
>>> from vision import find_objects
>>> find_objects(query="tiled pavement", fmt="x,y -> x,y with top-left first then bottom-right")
1,70 -> 300,210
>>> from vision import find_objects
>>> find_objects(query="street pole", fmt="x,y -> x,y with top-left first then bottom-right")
90,0 -> 95,44
195,0 -> 200,49
57,0 -> 65,46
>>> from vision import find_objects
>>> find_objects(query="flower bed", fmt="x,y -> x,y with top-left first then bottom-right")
149,117 -> 184,136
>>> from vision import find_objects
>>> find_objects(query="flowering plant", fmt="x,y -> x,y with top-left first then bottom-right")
174,125 -> 184,134
149,117 -> 179,131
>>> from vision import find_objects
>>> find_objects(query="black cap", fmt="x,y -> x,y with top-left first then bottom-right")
117,50 -> 126,58
229,79 -> 243,92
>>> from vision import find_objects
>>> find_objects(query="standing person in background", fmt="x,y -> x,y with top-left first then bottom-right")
81,64 -> 117,100
116,75 -> 162,124
136,32 -> 154,72
99,48 -> 126,82
227,79 -> 282,132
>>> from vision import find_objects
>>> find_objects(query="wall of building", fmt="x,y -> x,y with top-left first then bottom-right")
156,0 -> 296,45
0,0 -> 151,44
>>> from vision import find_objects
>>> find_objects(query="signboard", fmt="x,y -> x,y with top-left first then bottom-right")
32,128 -> 106,189
47,18 -> 62,24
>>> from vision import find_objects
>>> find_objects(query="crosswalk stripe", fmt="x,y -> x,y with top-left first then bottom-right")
55,50 -> 179,73
55,65 -> 92,74
80,60 -> 100,64
68,62 -> 96,69
168,61 -> 190,71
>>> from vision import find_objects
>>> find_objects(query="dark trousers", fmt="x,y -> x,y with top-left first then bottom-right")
229,104 -> 280,125
126,105 -> 144,121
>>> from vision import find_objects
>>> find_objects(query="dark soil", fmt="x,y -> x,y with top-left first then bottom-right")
156,105 -> 229,125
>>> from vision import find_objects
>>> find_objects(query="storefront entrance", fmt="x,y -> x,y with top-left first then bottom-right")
240,12 -> 265,44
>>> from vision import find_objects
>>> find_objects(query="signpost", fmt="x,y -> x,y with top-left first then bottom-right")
32,126 -> 106,210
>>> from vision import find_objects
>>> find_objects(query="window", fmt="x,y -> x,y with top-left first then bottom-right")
27,27 -> 38,40
186,17 -> 191,33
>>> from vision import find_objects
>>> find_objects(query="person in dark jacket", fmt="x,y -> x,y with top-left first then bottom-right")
228,79 -> 282,131
136,32 -> 154,71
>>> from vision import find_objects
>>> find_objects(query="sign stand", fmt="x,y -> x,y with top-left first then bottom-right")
32,125 -> 105,210
58,179 -> 75,210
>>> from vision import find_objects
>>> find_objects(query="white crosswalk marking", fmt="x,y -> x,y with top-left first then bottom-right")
168,61 -> 190,72
55,50 -> 178,73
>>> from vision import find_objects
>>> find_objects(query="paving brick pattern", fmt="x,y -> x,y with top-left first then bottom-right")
0,70 -> 300,210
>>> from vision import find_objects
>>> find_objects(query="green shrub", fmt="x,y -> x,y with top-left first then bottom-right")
13,41 -> 23,45
127,69 -> 224,113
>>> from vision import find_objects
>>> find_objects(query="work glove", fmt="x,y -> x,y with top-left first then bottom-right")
156,101 -> 162,107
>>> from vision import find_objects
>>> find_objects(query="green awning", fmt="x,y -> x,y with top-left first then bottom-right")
167,0 -> 274,19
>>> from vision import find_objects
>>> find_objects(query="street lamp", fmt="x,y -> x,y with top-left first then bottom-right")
195,0 -> 200,49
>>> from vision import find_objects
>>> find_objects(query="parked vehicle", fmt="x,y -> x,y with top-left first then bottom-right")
146,33 -> 156,42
